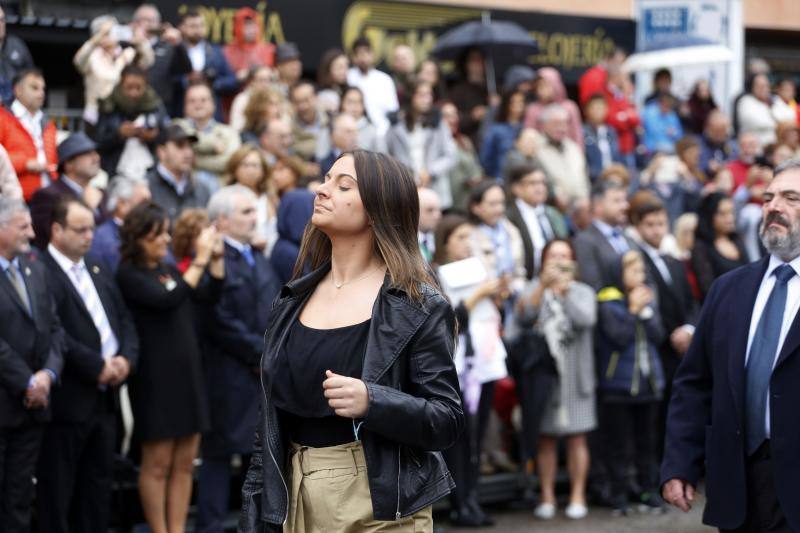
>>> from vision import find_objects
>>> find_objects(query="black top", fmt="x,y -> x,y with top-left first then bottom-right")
272,317 -> 371,448
116,262 -> 221,441
690,238 -> 749,300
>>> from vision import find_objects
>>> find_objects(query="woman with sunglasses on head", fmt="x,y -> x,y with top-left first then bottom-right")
239,150 -> 464,532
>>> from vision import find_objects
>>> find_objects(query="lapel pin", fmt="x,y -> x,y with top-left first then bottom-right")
24,267 -> 31,276
92,265 -> 100,274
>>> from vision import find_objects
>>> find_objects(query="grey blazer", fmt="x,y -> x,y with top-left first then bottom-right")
385,117 -> 457,207
512,280 -> 597,397
572,222 -> 638,291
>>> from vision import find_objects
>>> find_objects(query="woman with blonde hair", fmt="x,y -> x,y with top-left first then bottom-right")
225,145 -> 278,255
240,85 -> 287,144
74,15 -> 154,125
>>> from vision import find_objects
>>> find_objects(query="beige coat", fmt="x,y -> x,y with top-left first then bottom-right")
535,132 -> 590,203
173,118 -> 242,179
74,40 -> 154,122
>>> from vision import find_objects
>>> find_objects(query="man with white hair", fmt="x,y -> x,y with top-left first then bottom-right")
88,176 -> 151,273
418,187 -> 442,263
196,184 -> 281,533
535,104 -> 590,208
0,197 -> 64,532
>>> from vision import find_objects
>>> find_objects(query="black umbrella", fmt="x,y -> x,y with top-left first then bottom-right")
432,12 -> 538,95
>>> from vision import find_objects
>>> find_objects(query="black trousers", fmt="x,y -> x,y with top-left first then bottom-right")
598,400 -> 660,504
0,420 -> 44,533
720,441 -> 792,533
444,381 -> 495,509
36,405 -> 116,533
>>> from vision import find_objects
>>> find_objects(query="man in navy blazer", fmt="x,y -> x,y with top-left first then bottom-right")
0,197 -> 64,532
37,197 -> 139,533
662,159 -> 800,531
195,184 -> 281,532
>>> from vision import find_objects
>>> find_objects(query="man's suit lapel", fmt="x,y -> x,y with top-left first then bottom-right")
43,252 -> 93,324
0,261 -> 33,320
728,256 -> 771,424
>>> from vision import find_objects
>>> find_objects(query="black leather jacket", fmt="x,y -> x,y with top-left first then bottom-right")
238,264 -> 464,532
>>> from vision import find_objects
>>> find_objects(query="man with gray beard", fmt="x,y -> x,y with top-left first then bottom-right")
661,159 -> 800,532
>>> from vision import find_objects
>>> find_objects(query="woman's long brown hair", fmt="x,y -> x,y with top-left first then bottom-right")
292,150 -> 438,301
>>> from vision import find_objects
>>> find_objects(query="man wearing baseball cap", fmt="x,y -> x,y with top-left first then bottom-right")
146,122 -> 210,222
29,132 -> 104,250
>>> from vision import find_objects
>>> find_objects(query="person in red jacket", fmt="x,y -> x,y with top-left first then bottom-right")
604,67 -> 641,167
0,67 -> 57,201
224,8 -> 275,86
577,47 -> 626,107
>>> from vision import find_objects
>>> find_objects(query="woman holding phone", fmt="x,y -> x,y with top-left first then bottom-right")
239,150 -> 464,532
515,239 -> 597,520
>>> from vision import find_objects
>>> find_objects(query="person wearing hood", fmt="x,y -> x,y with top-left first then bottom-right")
223,7 -> 275,86
94,65 -> 169,180
270,188 -> 314,283
524,67 -> 584,150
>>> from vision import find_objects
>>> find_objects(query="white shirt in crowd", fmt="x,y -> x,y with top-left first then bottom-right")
346,67 -> 398,137
515,198 -> 552,272
186,42 -> 206,72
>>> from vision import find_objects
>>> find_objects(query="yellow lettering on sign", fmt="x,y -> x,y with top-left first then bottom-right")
176,3 -> 284,45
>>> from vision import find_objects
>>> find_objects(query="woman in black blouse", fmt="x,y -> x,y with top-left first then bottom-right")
691,192 -> 748,300
116,202 -> 224,533
239,151 -> 464,532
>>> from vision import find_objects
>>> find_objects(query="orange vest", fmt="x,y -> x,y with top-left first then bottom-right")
0,106 -> 58,201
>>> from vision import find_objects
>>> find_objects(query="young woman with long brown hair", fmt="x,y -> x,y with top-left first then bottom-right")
239,150 -> 464,532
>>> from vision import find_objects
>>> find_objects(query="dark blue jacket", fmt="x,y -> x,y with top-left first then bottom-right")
270,190 -> 314,284
88,219 -> 121,274
204,242 -> 280,456
697,133 -> 736,177
661,256 -> 800,531
480,122 -> 519,179
178,41 -> 239,121
595,287 -> 665,398
583,124 -> 623,182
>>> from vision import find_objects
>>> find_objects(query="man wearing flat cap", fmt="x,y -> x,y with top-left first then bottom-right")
146,122 -> 210,222
29,132 -> 104,250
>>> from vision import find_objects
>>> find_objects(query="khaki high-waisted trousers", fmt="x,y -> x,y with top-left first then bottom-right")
284,441 -> 433,533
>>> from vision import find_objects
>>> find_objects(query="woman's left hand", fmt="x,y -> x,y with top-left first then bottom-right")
323,370 -> 369,418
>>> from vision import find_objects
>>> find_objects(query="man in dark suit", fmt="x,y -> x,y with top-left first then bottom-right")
662,160 -> 800,531
0,197 -> 64,532
573,180 -> 636,290
506,163 -> 569,278
195,185 -> 281,533
631,194 -> 698,459
36,197 -> 139,533
29,132 -> 104,250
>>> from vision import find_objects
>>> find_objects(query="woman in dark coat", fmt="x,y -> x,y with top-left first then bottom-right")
116,202 -> 224,533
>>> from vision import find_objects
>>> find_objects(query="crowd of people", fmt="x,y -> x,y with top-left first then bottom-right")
1,1 -> 800,532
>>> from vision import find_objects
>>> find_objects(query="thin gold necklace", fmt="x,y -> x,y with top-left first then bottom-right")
332,265 -> 383,289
